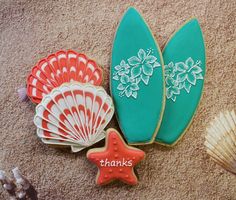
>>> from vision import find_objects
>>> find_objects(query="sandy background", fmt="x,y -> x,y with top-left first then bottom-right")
0,0 -> 236,199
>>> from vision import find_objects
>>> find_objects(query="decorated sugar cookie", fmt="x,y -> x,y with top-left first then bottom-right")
34,82 -> 114,152
155,19 -> 206,146
27,50 -> 103,104
110,7 -> 165,145
87,128 -> 145,185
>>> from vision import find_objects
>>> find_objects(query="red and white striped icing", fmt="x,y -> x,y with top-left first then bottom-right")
34,83 -> 114,152
27,50 -> 103,104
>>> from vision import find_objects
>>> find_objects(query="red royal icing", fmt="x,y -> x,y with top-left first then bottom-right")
87,129 -> 145,185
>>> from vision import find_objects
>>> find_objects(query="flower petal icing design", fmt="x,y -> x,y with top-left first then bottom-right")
112,48 -> 160,99
138,49 -> 146,60
164,57 -> 204,101
142,63 -> 153,76
131,66 -> 142,78
186,57 -> 194,67
128,56 -> 141,66
146,55 -> 157,64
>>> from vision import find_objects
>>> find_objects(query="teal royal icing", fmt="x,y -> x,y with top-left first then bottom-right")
110,7 -> 165,144
155,19 -> 206,145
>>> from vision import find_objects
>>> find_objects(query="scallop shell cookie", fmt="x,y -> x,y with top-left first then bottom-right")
27,50 -> 103,104
155,19 -> 206,146
110,7 -> 165,145
34,82 -> 114,152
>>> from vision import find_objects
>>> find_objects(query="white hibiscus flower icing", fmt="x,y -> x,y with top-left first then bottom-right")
165,57 -> 203,102
112,48 -> 160,99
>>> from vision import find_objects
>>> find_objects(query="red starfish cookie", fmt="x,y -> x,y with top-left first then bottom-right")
87,128 -> 145,185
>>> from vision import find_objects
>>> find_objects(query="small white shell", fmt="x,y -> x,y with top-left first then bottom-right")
34,82 -> 114,152
17,87 -> 28,102
204,110 -> 236,175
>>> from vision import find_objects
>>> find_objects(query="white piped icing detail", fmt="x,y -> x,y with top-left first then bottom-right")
112,48 -> 160,99
164,57 -> 203,102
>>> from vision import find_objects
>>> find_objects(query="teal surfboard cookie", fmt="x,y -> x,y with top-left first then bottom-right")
110,7 -> 165,145
155,19 -> 206,146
